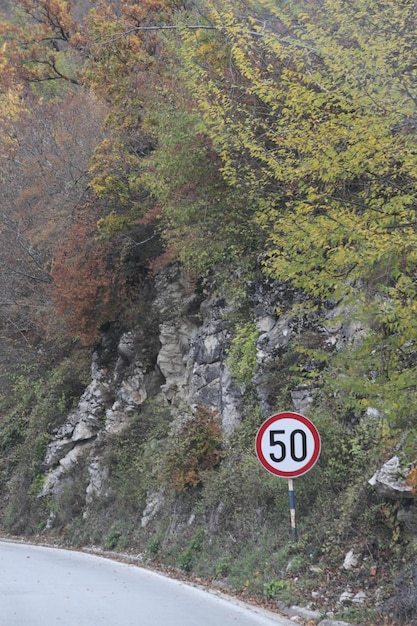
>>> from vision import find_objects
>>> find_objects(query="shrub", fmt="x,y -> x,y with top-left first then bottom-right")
178,528 -> 205,572
227,321 -> 258,384
263,578 -> 289,600
161,407 -> 223,493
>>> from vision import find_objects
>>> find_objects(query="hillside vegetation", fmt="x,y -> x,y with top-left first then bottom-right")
0,1 -> 417,624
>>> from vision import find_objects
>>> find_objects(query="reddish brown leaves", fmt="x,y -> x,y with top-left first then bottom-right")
51,199 -> 131,344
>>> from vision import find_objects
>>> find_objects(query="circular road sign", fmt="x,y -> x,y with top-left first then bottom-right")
255,411 -> 321,478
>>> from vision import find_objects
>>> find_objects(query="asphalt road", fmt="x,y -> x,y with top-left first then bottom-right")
0,541 -> 293,626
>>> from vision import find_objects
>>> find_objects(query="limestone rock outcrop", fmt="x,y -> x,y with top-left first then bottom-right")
368,457 -> 414,500
369,456 -> 417,538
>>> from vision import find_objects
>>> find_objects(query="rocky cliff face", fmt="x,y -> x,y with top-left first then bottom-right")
39,266 -> 417,537
40,266 -> 244,507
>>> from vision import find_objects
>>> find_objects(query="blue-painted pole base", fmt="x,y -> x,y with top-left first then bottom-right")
288,478 -> 297,542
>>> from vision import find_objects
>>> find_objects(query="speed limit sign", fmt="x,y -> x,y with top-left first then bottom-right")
255,411 -> 321,478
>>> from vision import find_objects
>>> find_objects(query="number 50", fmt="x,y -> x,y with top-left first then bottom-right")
269,429 -> 307,463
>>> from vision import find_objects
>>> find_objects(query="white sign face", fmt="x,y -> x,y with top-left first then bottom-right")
255,412 -> 321,477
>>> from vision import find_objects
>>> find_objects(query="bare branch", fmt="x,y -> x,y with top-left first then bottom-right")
94,23 -> 267,45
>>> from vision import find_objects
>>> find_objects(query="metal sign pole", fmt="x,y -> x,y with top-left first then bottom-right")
288,478 -> 297,542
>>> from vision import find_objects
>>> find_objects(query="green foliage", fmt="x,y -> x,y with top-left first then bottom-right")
104,523 -> 130,551
0,353 -> 90,533
142,104 -> 263,279
227,321 -> 258,384
263,578 -> 289,600
28,472 -> 47,498
146,536 -> 162,559
105,530 -> 122,551
178,527 -> 205,572
50,458 -> 90,532
196,429 -> 291,545
214,557 -> 231,577
98,400 -> 171,519
0,355 -> 89,455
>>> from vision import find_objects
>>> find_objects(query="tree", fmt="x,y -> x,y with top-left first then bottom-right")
83,0 -> 264,280
51,198 -> 129,344
0,0 -> 106,351
0,90 -> 106,344
175,0 -> 417,432
0,0 -> 83,90
79,0 -> 173,232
